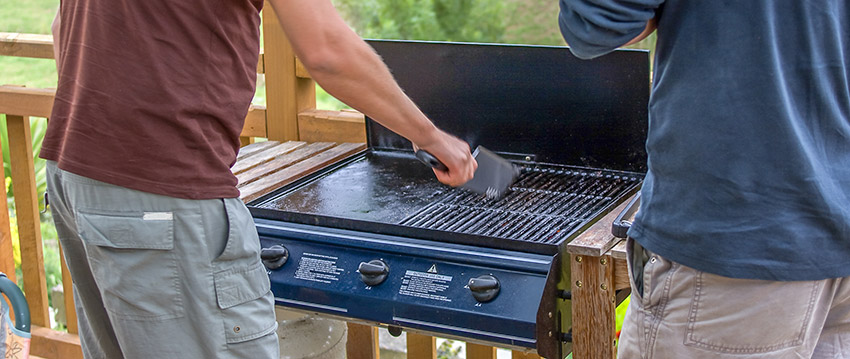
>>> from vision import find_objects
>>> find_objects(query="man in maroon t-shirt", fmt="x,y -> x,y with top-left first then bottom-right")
44,0 -> 476,357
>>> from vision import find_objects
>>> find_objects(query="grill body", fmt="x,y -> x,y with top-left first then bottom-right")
249,40 -> 649,358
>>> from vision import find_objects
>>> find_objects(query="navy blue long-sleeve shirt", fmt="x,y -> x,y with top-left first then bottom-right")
560,0 -> 850,281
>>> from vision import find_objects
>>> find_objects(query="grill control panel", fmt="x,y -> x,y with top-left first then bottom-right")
256,220 -> 551,349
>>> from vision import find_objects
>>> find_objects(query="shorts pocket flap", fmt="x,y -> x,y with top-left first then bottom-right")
77,211 -> 174,250
214,265 -> 271,309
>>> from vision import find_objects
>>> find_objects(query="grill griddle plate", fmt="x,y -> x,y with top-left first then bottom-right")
252,150 -> 641,253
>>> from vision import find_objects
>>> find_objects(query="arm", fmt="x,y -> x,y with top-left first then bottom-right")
623,18 -> 657,47
558,0 -> 661,59
266,0 -> 476,186
52,8 -> 61,68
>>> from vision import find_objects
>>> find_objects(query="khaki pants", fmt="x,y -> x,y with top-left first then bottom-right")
46,162 -> 279,359
619,238 -> 850,359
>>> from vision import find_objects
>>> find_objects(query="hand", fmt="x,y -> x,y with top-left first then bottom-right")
414,129 -> 477,187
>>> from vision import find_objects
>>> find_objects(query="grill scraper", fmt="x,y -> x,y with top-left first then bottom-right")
416,146 -> 520,200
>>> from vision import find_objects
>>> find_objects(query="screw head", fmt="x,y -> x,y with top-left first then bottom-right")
548,312 -> 553,318
600,258 -> 608,265
576,256 -> 583,263
601,283 -> 608,290
576,280 -> 583,288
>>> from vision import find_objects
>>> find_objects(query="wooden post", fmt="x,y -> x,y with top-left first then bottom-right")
406,333 -> 436,359
6,114 -> 50,327
0,134 -> 14,282
570,254 -> 616,359
466,343 -> 497,359
346,322 -> 380,359
261,2 -> 316,141
59,248 -> 78,334
511,351 -> 542,359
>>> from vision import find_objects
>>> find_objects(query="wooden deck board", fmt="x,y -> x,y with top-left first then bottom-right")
238,142 -> 366,202
231,141 -> 306,174
566,195 -> 635,257
236,142 -> 336,186
236,140 -> 279,161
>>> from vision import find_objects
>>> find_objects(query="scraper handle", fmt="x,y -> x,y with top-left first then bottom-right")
415,150 -> 449,172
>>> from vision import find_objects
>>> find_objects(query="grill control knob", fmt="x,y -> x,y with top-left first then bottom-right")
358,260 -> 389,286
468,275 -> 500,302
260,245 -> 289,270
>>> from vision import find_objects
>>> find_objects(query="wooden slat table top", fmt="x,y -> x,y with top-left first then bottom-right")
235,141 -> 367,203
566,193 -> 637,257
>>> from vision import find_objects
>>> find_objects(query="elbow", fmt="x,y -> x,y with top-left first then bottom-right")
558,12 -> 616,60
298,50 -> 342,78
295,33 -> 358,80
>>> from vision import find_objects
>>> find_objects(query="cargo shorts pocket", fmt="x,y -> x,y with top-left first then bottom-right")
685,271 -> 819,353
214,264 -> 277,344
76,210 -> 184,320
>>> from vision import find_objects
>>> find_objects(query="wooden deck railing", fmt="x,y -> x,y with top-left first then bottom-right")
0,5 -> 635,358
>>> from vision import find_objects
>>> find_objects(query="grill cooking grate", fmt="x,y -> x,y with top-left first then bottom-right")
399,165 -> 640,245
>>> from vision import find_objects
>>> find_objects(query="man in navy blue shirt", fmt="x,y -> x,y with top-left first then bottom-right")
560,1 -> 850,358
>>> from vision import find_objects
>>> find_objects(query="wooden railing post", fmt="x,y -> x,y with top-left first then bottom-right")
346,322 -> 380,359
467,343 -> 498,359
261,2 -> 316,141
6,114 -> 50,327
0,135 -> 14,281
59,248 -> 78,334
406,333 -> 436,359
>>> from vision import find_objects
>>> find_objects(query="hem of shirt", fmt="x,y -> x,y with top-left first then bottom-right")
40,152 -> 240,200
628,223 -> 850,281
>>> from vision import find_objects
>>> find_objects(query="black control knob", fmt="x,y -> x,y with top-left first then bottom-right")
468,275 -> 500,302
358,260 -> 389,286
260,245 -> 289,270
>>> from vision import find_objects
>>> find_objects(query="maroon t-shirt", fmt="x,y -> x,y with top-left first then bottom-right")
41,0 -> 264,199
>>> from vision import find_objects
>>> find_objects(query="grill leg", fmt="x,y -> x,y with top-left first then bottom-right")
570,254 -> 617,359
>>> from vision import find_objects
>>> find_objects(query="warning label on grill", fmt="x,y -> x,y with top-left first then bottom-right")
399,270 -> 452,302
294,252 -> 345,284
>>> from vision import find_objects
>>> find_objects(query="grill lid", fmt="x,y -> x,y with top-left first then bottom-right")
364,40 -> 650,173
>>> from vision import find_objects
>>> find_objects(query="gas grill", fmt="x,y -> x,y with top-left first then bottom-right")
249,40 -> 649,358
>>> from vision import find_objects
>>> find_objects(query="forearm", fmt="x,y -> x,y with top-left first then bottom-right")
267,0 -> 440,147
623,18 -> 657,47
304,39 -> 441,147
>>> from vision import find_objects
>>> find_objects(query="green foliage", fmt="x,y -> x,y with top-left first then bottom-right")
333,0 -> 508,43
436,339 -> 462,359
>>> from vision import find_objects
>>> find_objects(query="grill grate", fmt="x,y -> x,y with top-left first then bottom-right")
399,165 -> 640,245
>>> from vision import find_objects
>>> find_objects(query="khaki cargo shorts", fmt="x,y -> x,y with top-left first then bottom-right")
618,238 -> 850,359
46,161 -> 279,358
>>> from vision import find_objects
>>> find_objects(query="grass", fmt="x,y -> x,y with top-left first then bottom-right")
0,0 -> 59,88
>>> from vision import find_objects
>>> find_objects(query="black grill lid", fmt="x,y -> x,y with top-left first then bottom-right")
364,40 -> 650,173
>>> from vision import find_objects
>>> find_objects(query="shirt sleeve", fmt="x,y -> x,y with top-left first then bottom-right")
558,0 -> 663,59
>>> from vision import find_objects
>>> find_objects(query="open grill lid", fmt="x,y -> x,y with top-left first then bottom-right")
249,40 -> 650,255
364,40 -> 650,173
